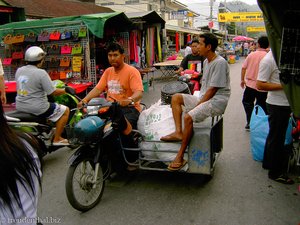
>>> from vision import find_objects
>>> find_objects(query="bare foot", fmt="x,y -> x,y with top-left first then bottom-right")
160,132 -> 182,142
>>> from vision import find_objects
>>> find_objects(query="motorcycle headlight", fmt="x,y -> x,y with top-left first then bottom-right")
87,105 -> 110,116
87,106 -> 100,115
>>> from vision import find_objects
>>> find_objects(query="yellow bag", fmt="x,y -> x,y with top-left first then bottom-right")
72,56 -> 82,72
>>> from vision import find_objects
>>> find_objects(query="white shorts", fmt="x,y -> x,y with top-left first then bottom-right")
182,94 -> 223,122
47,103 -> 67,122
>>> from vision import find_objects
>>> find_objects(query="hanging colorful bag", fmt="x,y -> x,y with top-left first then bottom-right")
24,32 -> 37,43
37,31 -> 50,42
49,30 -> 61,41
47,57 -> 60,68
3,34 -> 13,45
60,30 -> 72,40
11,34 -> 25,44
61,44 -> 72,54
49,70 -> 60,80
72,56 -> 82,72
78,26 -> 87,38
12,50 -> 24,60
2,58 -> 13,65
60,57 -> 71,67
72,33 -> 79,42
71,44 -> 82,55
47,44 -> 60,55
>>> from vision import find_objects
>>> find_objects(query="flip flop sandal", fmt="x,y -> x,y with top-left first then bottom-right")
272,175 -> 294,185
167,160 -> 187,171
53,139 -> 70,146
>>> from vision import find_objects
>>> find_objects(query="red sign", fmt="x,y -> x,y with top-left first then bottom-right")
208,21 -> 214,29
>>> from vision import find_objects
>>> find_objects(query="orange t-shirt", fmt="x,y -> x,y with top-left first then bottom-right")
96,64 -> 144,111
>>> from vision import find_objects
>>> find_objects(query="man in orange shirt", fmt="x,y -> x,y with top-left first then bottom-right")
78,42 -> 143,130
241,36 -> 269,130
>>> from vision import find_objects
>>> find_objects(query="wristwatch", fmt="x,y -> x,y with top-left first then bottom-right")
128,97 -> 134,104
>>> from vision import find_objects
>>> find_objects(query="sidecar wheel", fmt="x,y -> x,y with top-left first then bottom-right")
65,160 -> 105,212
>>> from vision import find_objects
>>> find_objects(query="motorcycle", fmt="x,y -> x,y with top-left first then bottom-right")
177,69 -> 201,94
5,80 -> 83,155
65,97 -> 143,212
65,97 -> 224,212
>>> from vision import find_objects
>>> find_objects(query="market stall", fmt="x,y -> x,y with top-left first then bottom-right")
0,12 -> 132,94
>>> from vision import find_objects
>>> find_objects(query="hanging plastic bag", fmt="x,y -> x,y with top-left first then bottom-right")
250,105 -> 294,161
250,105 -> 269,161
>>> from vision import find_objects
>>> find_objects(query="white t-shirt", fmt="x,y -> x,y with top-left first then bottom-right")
200,55 -> 231,112
0,139 -> 41,225
257,51 -> 289,106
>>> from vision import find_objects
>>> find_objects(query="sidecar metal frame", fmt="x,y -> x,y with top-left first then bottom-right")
122,116 -> 223,176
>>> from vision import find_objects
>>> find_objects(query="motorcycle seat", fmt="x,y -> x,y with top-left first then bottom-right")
5,110 -> 47,124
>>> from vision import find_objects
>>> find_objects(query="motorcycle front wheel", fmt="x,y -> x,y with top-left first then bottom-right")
65,159 -> 105,212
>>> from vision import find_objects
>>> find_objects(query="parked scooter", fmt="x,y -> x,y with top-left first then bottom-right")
178,69 -> 201,94
5,80 -> 83,155
65,97 -> 142,212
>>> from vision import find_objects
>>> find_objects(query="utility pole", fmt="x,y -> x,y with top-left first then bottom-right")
209,0 -> 214,33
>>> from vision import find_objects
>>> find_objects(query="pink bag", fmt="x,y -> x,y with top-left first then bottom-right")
61,45 -> 72,54
2,58 -> 12,65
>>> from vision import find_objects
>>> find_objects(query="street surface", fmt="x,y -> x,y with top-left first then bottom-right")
37,58 -> 300,225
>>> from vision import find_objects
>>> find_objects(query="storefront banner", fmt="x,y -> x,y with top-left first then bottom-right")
218,12 -> 264,22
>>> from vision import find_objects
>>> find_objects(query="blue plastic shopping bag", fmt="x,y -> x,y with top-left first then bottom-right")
250,105 -> 293,161
250,105 -> 269,161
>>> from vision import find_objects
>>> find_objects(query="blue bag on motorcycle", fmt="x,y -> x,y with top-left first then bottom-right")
74,116 -> 104,143
250,105 -> 293,161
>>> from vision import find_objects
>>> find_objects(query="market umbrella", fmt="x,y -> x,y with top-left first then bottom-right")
233,35 -> 253,42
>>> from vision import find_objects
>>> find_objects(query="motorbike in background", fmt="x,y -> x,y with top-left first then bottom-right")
5,80 -> 83,155
178,69 -> 201,94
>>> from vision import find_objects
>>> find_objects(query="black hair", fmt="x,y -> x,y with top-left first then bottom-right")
191,39 -> 200,44
107,42 -> 125,54
199,33 -> 219,52
26,60 -> 42,66
0,100 -> 42,218
257,36 -> 269,49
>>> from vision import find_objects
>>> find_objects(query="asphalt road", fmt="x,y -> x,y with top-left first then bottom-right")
37,58 -> 300,225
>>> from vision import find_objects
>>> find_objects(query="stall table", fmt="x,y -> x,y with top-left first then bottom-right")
153,60 -> 181,78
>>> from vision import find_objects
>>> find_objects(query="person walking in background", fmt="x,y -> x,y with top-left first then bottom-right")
0,59 -> 6,104
184,41 -> 192,57
243,42 -> 249,56
0,100 -> 43,224
256,50 -> 294,184
240,36 -> 269,130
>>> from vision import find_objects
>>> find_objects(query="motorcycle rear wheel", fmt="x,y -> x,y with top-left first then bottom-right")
65,159 -> 105,212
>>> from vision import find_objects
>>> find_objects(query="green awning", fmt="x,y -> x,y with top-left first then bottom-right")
0,12 -> 132,38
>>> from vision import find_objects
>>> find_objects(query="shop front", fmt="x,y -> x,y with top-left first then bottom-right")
0,12 -> 132,96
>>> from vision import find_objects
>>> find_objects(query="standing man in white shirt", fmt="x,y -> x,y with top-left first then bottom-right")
256,50 -> 294,185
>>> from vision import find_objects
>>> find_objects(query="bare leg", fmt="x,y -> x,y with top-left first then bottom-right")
170,113 -> 193,165
53,107 -> 70,143
160,94 -> 185,141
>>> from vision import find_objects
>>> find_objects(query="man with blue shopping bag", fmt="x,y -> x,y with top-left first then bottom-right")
256,50 -> 294,185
